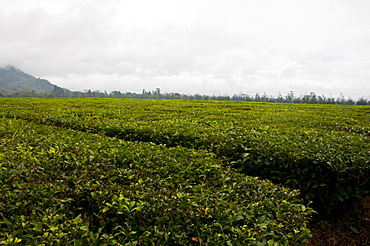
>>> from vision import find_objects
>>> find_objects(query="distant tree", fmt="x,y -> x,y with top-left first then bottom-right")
276,92 -> 284,103
260,93 -> 270,102
356,97 -> 369,105
3,85 -> 369,105
336,93 -> 346,104
110,91 -> 122,97
317,95 -> 326,104
308,92 -> 317,104
346,97 -> 355,105
285,91 -> 295,102
254,93 -> 261,102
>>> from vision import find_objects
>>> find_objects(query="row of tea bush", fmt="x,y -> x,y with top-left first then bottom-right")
0,118 -> 312,245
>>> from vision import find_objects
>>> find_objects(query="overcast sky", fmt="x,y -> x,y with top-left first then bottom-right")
1,0 -> 370,98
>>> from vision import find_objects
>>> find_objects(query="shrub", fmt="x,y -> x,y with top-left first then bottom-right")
0,118 -> 312,245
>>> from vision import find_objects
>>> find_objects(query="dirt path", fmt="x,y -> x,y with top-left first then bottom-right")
308,196 -> 370,246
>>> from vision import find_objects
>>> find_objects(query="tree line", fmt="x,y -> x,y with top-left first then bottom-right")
1,86 -> 369,105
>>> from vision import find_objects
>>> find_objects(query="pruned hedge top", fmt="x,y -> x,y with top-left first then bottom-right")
1,98 -> 368,215
0,118 -> 312,245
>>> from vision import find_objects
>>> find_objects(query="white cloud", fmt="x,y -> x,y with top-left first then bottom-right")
1,0 -> 370,98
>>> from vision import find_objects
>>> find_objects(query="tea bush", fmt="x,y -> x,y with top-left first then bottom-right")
0,118 -> 312,245
1,98 -> 369,215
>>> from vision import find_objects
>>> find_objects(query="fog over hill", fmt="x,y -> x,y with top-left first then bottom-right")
0,66 -> 56,93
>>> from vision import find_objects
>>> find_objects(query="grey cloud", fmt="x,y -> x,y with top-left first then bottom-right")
1,0 -> 370,98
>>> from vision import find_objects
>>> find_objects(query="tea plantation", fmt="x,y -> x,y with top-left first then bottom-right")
1,98 -> 369,245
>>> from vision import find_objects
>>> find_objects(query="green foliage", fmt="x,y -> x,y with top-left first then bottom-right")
1,98 -> 369,217
6,99 -> 367,213
0,117 -> 312,245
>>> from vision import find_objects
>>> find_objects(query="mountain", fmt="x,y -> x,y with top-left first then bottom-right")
0,66 -> 56,93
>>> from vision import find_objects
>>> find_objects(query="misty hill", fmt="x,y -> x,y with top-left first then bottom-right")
0,66 -> 56,93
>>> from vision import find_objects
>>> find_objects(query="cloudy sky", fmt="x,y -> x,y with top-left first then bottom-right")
1,0 -> 370,98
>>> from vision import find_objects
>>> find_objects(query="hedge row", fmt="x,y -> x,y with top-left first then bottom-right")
0,118 -> 312,245
1,98 -> 369,215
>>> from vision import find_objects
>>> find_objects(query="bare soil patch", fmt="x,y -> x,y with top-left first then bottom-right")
309,196 -> 370,246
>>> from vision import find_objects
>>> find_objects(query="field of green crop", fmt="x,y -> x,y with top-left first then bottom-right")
1,98 -> 369,245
